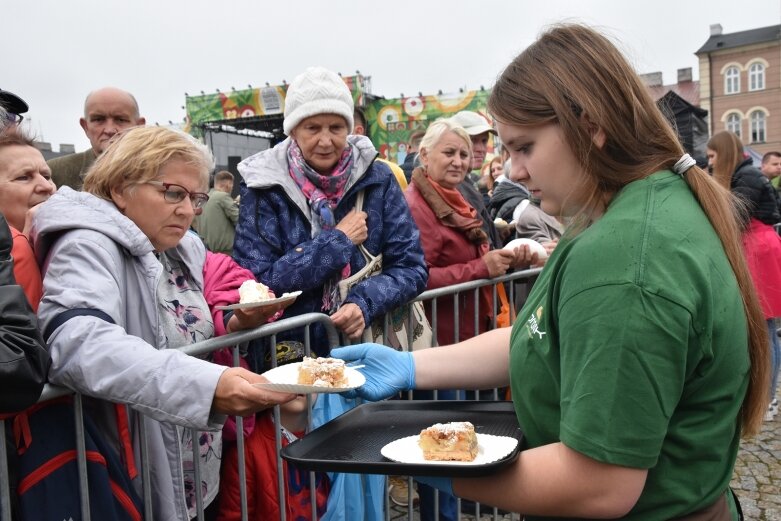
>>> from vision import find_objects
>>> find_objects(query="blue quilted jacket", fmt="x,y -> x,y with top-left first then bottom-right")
234,136 -> 427,357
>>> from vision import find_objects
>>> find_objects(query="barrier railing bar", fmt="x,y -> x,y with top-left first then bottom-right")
234,344 -> 249,521
0,420 -> 10,520
1,273 -> 539,520
74,394 -> 91,521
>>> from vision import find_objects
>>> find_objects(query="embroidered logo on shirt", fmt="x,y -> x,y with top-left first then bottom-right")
525,306 -> 546,340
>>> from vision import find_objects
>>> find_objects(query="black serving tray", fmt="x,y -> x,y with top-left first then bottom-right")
281,400 -> 523,477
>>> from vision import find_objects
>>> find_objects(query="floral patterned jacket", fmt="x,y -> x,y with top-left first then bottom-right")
234,136 -> 428,357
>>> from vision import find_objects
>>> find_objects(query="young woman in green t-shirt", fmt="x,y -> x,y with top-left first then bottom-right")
334,23 -> 769,520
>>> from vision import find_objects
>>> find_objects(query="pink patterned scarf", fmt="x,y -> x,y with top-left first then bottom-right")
287,140 -> 354,230
287,140 -> 355,311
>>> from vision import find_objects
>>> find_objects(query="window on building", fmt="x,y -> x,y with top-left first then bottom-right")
725,66 -> 740,94
727,113 -> 742,137
750,110 -> 766,143
749,63 -> 765,91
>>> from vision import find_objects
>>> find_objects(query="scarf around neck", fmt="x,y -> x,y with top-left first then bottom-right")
287,140 -> 354,231
287,140 -> 356,313
411,167 -> 489,245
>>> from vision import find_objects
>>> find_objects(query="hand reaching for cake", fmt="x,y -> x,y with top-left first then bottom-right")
212,366 -> 296,416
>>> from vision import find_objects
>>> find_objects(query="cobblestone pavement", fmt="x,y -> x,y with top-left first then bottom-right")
390,389 -> 781,520
730,388 -> 781,521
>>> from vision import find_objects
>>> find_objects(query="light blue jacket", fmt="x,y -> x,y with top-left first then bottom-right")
32,187 -> 226,521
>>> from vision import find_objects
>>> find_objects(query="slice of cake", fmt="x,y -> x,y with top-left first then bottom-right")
238,280 -> 272,304
297,357 -> 348,387
418,421 -> 478,462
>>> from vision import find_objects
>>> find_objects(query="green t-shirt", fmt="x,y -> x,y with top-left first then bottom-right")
509,171 -> 747,520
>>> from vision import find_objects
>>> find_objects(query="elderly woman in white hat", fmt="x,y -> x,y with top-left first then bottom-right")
234,66 -> 427,357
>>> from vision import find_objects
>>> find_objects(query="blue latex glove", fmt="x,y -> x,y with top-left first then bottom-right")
330,343 -> 415,401
415,476 -> 454,495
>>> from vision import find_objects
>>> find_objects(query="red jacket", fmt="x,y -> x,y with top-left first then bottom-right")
217,414 -> 329,521
404,182 -> 494,345
11,227 -> 42,311
743,218 -> 781,318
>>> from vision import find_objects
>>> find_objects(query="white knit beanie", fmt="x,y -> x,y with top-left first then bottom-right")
283,66 -> 354,136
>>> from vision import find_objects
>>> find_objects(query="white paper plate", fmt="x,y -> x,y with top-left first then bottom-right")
254,361 -> 365,394
503,238 -> 547,259
381,433 -> 518,466
215,291 -> 302,311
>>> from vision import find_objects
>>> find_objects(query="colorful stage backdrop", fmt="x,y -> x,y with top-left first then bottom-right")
185,75 -> 494,162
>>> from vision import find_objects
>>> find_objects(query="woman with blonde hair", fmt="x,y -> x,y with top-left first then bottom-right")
337,24 -> 768,519
404,119 -> 524,346
32,126 -> 295,520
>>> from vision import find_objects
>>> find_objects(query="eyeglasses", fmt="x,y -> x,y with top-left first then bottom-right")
2,112 -> 23,126
146,181 -> 209,209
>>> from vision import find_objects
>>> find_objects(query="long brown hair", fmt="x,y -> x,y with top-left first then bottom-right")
707,130 -> 745,189
488,23 -> 769,435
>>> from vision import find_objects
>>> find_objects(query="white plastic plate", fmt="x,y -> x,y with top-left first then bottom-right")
381,433 -> 519,466
215,291 -> 302,311
254,362 -> 365,394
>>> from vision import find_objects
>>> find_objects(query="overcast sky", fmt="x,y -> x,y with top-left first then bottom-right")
6,0 -> 780,151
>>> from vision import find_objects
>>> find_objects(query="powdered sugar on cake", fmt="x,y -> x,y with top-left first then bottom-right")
238,280 -> 272,304
418,421 -> 478,461
297,357 -> 348,387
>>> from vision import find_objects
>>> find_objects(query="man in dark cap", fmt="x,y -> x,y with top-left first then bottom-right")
0,89 -> 29,128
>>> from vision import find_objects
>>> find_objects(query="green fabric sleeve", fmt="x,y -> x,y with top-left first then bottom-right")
557,282 -> 693,468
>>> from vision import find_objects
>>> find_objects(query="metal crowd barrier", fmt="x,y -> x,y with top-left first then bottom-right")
0,269 -> 542,521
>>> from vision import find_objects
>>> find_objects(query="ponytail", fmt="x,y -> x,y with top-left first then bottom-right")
682,165 -> 770,436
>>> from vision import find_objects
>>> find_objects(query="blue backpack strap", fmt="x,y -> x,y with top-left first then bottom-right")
43,308 -> 115,343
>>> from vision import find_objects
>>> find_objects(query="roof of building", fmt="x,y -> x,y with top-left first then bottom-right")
656,90 -> 708,118
697,24 -> 781,54
646,80 -> 701,107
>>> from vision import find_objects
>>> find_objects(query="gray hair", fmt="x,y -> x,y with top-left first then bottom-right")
419,119 -> 472,158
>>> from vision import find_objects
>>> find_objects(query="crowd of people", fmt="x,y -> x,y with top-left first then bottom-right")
1,20 -> 780,521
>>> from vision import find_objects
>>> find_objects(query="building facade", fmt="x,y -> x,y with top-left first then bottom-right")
697,24 -> 781,155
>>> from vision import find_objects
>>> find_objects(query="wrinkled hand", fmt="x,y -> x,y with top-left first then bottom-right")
505,243 -> 545,270
336,209 -> 368,245
482,249 -> 517,277
330,303 -> 366,340
330,343 -> 415,401
212,366 -> 296,416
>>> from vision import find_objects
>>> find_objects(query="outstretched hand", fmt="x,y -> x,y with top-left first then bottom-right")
211,366 -> 296,417
331,343 -> 415,401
